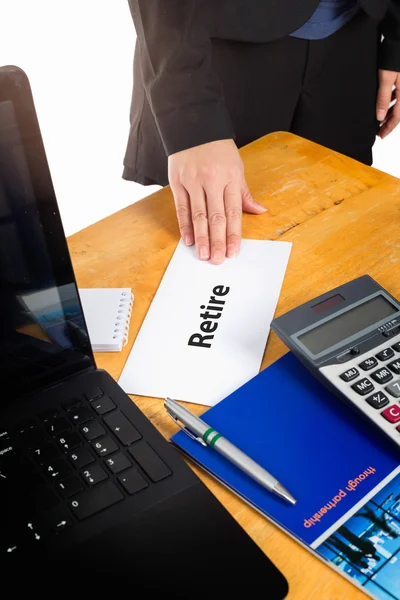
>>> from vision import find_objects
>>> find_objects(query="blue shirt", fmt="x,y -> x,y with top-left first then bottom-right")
291,0 -> 359,40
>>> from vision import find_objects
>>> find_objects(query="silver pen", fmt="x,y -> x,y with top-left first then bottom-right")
165,397 -> 296,505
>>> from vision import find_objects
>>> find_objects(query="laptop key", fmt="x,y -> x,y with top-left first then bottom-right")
44,459 -> 72,481
57,475 -> 85,498
85,387 -> 104,401
20,428 -> 48,449
92,396 -> 116,415
45,417 -> 70,437
0,429 -> 10,441
93,436 -> 118,458
56,431 -> 82,452
118,469 -> 148,495
128,442 -> 172,482
15,419 -> 35,434
69,407 -> 94,426
31,487 -> 59,510
81,464 -> 108,487
38,408 -> 59,422
31,443 -> 60,465
69,482 -> 124,520
51,516 -> 73,533
27,472 -> 46,489
104,452 -> 132,474
103,411 -> 141,445
62,398 -> 82,412
68,448 -> 95,469
80,420 -> 106,441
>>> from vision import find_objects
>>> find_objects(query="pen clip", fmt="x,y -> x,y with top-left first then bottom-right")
166,410 -> 207,447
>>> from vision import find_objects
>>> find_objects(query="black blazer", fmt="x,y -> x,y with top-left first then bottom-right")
125,0 -> 400,182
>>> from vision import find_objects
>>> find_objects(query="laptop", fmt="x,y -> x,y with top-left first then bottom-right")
0,65 -> 289,595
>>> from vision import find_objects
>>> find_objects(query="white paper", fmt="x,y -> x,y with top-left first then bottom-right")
119,239 -> 292,406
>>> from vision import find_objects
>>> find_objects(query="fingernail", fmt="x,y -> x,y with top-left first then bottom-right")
227,244 -> 237,258
184,235 -> 193,246
199,246 -> 209,260
377,109 -> 386,121
212,250 -> 225,264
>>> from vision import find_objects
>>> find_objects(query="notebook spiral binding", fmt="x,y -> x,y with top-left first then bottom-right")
113,291 -> 134,347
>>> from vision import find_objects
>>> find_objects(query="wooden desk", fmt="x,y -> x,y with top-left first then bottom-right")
68,132 -> 400,599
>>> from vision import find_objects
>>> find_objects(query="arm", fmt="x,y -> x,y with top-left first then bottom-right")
128,0 -> 234,156
379,1 -> 400,72
128,0 -> 266,264
376,2 -> 400,137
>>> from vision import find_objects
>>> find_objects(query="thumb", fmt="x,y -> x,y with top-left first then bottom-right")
377,70 -> 395,122
241,181 -> 267,214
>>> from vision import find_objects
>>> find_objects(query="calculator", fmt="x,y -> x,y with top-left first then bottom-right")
271,275 -> 400,447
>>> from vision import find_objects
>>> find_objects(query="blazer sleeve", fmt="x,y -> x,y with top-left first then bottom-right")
379,1 -> 400,71
128,0 -> 235,156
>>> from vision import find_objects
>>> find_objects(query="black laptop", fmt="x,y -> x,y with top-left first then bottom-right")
0,65 -> 288,595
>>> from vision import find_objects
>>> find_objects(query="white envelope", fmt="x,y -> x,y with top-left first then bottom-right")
119,239 -> 292,406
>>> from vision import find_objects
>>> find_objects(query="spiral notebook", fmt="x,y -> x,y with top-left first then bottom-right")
79,288 -> 134,352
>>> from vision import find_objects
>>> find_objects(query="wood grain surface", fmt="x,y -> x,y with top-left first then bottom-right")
68,132 -> 400,599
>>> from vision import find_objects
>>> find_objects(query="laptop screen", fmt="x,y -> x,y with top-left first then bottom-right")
0,67 -> 94,401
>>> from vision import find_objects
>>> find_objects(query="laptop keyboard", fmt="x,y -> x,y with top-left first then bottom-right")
1,386 -> 172,555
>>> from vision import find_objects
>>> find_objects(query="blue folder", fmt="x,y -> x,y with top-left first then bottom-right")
172,353 -> 399,547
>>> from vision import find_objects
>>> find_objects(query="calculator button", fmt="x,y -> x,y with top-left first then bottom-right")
351,378 -> 374,396
359,357 -> 378,371
376,348 -> 395,361
381,405 -> 400,423
340,368 -> 359,382
388,359 -> 400,375
383,325 -> 400,338
365,391 -> 390,410
385,380 -> 400,398
392,342 -> 400,352
370,367 -> 393,384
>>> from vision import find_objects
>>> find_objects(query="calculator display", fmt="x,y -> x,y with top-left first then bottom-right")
298,295 -> 397,355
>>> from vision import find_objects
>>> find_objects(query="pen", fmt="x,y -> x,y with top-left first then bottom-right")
165,397 -> 297,505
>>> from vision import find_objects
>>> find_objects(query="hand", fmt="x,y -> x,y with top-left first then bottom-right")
376,69 -> 400,139
168,139 -> 266,264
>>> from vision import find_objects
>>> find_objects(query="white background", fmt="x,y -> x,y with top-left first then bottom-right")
1,0 -> 399,236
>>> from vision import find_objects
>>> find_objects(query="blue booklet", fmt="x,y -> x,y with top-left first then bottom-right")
172,353 -> 400,600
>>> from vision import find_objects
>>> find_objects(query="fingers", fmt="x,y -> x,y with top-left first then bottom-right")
170,182 -> 194,247
205,183 -> 229,264
168,140 -> 266,264
241,181 -> 267,215
379,87 -> 400,139
188,184 -> 210,260
224,180 -> 242,258
377,70 -> 396,122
